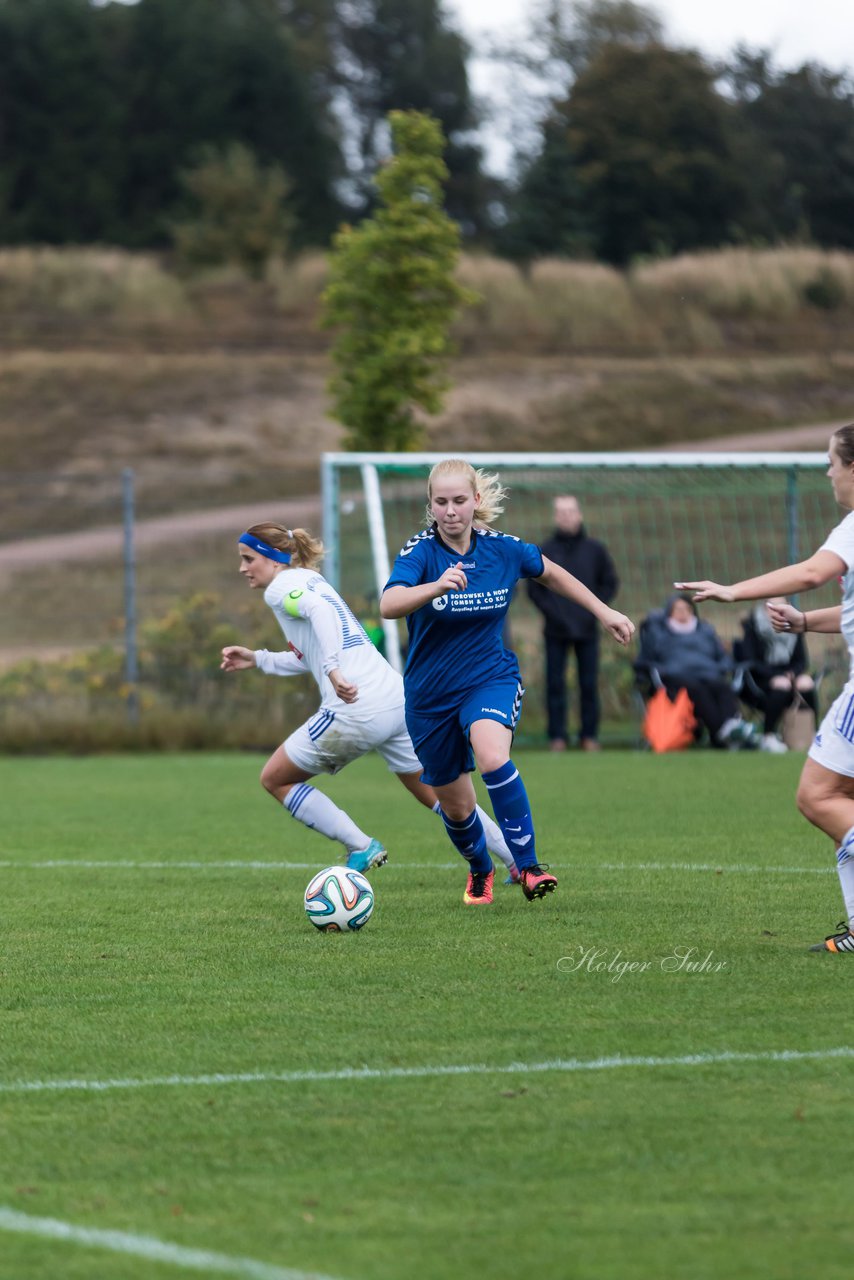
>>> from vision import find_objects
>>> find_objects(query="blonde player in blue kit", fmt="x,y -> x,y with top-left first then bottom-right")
221,522 -> 520,877
381,460 -> 635,906
679,423 -> 854,953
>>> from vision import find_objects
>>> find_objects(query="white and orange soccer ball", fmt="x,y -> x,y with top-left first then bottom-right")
303,865 -> 375,932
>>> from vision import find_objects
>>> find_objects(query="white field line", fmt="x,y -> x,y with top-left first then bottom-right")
0,1206 -> 339,1280
0,858 -> 834,874
1,1047 -> 853,1098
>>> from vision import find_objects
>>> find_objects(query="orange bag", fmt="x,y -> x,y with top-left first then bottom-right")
642,686 -> 697,753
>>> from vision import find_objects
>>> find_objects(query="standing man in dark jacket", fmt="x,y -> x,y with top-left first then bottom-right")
527,495 -> 619,751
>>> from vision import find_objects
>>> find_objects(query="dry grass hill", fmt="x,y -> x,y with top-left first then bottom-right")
2,244 -> 854,540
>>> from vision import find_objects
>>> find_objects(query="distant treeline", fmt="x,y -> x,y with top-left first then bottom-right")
1,0 -> 854,265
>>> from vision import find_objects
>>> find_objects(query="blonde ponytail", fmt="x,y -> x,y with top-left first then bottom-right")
244,523 -> 325,570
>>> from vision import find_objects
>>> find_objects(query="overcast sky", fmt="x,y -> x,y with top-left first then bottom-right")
445,0 -> 854,174
448,0 -> 854,71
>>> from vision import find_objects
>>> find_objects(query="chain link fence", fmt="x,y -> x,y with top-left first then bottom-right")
2,462 -> 850,750
0,471 -> 321,750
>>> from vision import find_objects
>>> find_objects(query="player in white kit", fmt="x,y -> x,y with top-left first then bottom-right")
679,424 -> 854,952
221,523 -> 519,877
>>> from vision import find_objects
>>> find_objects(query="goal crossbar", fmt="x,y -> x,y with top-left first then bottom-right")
321,451 -> 830,675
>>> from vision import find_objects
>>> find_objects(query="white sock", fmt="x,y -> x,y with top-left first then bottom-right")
432,800 -> 515,870
837,824 -> 854,928
284,783 -> 371,854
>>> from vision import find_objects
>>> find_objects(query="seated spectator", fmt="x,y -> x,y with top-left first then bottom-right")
635,594 -> 757,749
735,598 -> 818,754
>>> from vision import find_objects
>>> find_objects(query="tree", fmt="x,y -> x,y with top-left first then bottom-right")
486,0 -> 664,182
117,0 -> 341,247
329,0 -> 488,232
567,43 -> 747,264
0,0 -> 127,243
497,111 -> 594,262
321,110 -> 475,451
727,50 -> 854,249
533,0 -> 664,79
0,0 -> 342,248
170,143 -> 294,276
274,0 -> 339,92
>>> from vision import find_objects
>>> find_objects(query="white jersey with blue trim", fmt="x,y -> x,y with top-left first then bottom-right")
820,510 -> 854,679
385,524 -> 545,714
263,568 -> 404,711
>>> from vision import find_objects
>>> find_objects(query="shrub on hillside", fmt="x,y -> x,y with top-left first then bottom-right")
0,592 -> 314,751
0,248 -> 187,326
170,144 -> 295,279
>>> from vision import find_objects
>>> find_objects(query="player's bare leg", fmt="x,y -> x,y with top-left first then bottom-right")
260,746 -> 386,871
394,769 -> 518,879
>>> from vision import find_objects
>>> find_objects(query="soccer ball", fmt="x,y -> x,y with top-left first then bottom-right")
303,865 -> 375,932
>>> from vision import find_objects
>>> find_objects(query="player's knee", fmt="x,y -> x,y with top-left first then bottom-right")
795,785 -> 812,821
475,749 -> 510,775
796,778 -> 823,824
260,764 -> 279,795
441,800 -> 473,822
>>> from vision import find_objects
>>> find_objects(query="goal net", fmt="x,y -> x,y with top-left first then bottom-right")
321,451 -> 845,740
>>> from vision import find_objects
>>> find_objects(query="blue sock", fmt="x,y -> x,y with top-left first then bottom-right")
481,761 -> 537,870
439,808 -> 492,875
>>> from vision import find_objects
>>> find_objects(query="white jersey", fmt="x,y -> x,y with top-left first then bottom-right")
258,567 -> 404,712
820,511 -> 854,679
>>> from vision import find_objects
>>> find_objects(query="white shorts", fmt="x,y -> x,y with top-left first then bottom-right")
284,703 -> 422,777
808,680 -> 854,778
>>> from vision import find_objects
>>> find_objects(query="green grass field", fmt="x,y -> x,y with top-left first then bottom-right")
1,750 -> 853,1279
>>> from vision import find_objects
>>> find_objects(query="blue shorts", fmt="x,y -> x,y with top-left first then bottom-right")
406,680 -> 524,787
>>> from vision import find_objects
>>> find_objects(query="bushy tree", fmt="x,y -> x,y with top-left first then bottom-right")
118,0 -> 341,247
487,0 -> 664,183
497,111 -> 594,262
0,0 -> 126,243
322,110 -> 475,450
533,0 -> 664,79
568,43 -> 746,264
170,143 -> 294,276
727,50 -> 854,249
331,0 -> 487,232
0,0 -> 341,248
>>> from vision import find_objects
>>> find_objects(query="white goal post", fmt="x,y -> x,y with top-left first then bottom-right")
321,450 -> 831,678
320,450 -> 829,670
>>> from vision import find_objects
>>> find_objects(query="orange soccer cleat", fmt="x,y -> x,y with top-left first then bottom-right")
463,868 -> 494,905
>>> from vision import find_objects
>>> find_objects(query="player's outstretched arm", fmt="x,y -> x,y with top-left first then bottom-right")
535,557 -> 635,644
673,580 -> 733,603
676,549 -> 846,604
235,648 -> 306,677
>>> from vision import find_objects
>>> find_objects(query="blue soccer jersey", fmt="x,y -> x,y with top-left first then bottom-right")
385,524 -> 544,714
